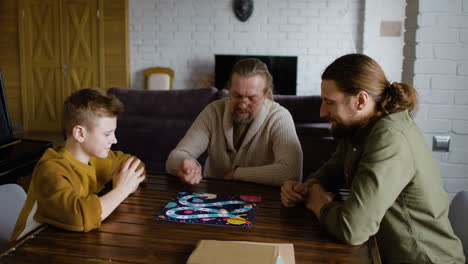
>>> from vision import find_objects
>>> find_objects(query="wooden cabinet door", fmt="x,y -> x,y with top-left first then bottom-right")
19,0 -> 62,131
61,0 -> 100,103
19,0 -> 101,132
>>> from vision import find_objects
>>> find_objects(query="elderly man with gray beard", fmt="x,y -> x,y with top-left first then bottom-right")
166,58 -> 303,186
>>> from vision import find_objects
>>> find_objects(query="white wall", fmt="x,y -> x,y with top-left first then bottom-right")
129,0 -> 468,197
363,0 -> 406,82
405,0 -> 468,198
129,0 -> 364,95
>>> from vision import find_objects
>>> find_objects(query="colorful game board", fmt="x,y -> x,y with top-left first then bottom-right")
156,192 -> 261,228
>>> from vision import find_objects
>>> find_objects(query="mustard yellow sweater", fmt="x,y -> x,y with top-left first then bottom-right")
11,146 -> 132,241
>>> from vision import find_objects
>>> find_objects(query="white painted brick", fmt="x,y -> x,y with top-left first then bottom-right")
431,75 -> 468,89
279,25 -> 302,32
413,75 -> 431,89
319,8 -> 345,17
444,178 -> 468,194
458,62 -> 468,76
308,0 -> 327,9
299,39 -> 317,48
416,119 -> 451,133
289,2 -> 308,9
418,14 -> 437,27
287,32 -> 307,40
319,24 -> 345,33
129,0 -> 363,91
420,0 -> 462,13
415,44 -> 434,58
453,120 -> 468,133
280,9 -> 300,16
196,24 -> 214,32
415,104 -> 429,119
174,32 -> 191,42
194,32 -> 211,41
267,31 -> 287,40
215,24 -> 234,32
440,163 -> 468,178
414,60 -> 457,74
191,17 -> 210,25
210,17 -> 232,25
211,31 -> 229,40
461,30 -> 468,44
464,0 -> 468,11
288,17 -> 308,25
452,134 -> 468,150
449,149 -> 468,164
229,32 -> 251,40
438,15 -> 468,28
267,16 -> 287,25
267,1 -> 287,9
430,105 -> 468,120
435,45 -> 468,60
299,9 -> 320,17
454,91 -> 468,104
416,28 -> 459,43
419,89 -> 454,104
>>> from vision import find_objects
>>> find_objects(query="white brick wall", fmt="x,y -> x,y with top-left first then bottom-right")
128,0 -> 468,197
411,0 -> 468,197
129,0 -> 364,95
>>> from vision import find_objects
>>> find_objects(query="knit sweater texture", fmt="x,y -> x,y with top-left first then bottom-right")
166,97 -> 303,186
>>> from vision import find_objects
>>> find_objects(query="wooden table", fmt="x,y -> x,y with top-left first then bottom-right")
1,174 -> 381,264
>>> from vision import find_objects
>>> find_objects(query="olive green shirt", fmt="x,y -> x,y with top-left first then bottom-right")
308,110 -> 465,264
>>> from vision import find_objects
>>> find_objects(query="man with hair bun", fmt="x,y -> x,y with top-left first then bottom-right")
281,54 -> 465,263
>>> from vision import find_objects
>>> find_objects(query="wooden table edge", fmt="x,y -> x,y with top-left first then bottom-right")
0,224 -> 47,257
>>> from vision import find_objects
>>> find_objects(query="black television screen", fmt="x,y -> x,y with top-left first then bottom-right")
215,54 -> 297,95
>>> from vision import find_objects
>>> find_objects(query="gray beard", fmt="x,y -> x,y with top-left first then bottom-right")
232,114 -> 253,125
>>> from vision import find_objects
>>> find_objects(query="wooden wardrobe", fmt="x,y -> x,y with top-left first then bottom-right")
0,0 -> 129,132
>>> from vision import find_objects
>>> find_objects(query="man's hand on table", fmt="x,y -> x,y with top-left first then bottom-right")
280,180 -> 308,207
304,183 -> 334,218
178,158 -> 202,185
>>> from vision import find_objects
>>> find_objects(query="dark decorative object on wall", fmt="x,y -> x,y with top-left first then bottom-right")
233,0 -> 253,22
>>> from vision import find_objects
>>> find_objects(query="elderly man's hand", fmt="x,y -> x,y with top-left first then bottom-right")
304,183 -> 334,218
177,158 -> 202,185
281,180 -> 308,207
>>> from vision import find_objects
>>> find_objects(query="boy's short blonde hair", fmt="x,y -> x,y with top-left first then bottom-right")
63,88 -> 123,138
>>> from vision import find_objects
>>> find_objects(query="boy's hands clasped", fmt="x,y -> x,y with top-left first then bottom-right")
113,156 -> 146,195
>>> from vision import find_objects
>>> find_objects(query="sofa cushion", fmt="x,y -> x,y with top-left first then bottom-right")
108,87 -> 218,172
108,87 -> 219,118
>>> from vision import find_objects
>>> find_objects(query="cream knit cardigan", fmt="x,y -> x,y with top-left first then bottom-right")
166,97 -> 303,186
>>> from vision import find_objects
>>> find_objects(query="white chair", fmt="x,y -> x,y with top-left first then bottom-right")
449,190 -> 468,257
143,67 -> 174,90
0,184 -> 27,248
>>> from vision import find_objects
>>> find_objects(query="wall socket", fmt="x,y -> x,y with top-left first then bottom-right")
432,135 -> 450,152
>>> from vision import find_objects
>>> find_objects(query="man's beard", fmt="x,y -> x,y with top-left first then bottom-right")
232,110 -> 253,125
330,123 -> 360,139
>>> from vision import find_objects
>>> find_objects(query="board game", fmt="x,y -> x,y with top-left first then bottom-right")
156,192 -> 261,228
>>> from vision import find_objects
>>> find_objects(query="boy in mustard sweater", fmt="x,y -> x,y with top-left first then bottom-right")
11,88 -> 145,241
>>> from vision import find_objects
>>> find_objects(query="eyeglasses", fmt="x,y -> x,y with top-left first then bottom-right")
230,93 -> 265,105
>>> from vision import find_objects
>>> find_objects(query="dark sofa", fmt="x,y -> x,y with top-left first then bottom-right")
108,87 -> 336,179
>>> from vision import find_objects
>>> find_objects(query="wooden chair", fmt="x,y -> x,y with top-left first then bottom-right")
143,67 -> 174,90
